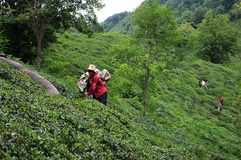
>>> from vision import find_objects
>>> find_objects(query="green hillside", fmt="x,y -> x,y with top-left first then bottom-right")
1,31 -> 241,159
102,11 -> 131,33
108,13 -> 134,35
104,0 -> 241,34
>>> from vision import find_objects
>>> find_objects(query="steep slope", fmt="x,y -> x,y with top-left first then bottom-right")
108,13 -> 133,34
103,0 -> 241,34
0,56 -> 59,94
1,32 -> 241,159
0,60 -> 148,159
102,11 -> 130,33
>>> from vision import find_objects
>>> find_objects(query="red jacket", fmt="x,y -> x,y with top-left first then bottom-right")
218,98 -> 222,104
87,74 -> 107,98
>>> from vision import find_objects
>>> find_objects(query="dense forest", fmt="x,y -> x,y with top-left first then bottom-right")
1,0 -> 241,159
103,0 -> 241,34
102,11 -> 131,33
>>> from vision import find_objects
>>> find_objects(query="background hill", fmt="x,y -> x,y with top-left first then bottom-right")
1,31 -> 241,159
102,11 -> 131,33
103,0 -> 241,34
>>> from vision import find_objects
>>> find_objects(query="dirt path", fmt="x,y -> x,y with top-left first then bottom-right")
0,56 -> 59,94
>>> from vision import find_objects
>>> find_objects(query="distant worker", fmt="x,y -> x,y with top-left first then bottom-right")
201,80 -> 208,90
216,97 -> 223,111
86,64 -> 107,105
201,79 -> 205,86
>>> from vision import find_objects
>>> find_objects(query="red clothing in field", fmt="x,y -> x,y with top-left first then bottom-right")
218,98 -> 222,104
87,74 -> 107,98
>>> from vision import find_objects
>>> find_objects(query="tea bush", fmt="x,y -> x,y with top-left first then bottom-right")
1,32 -> 241,159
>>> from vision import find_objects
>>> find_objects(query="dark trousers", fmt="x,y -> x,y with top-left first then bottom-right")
94,91 -> 107,105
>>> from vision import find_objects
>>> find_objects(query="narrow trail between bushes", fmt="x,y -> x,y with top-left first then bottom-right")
0,56 -> 59,95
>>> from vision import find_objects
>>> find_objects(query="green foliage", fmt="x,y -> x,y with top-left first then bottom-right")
195,10 -> 240,64
1,27 -> 241,159
0,30 -> 9,53
164,0 -> 235,24
0,4 -> 59,63
0,0 -> 241,158
103,0 -> 241,35
235,92 -> 241,109
229,5 -> 241,21
91,22 -> 104,33
41,31 -> 129,78
108,13 -> 134,35
0,2 -> 39,63
176,22 -> 196,48
176,10 -> 192,24
0,61 -> 143,159
110,64 -> 143,99
0,0 -> 104,66
191,6 -> 208,27
132,0 -> 177,44
0,7 -> 29,23
102,11 -> 130,33
131,0 -> 181,116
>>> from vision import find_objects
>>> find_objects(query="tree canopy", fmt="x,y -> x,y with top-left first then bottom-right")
104,0 -> 241,34
130,0 -> 179,116
0,0 -> 104,68
195,10 -> 240,64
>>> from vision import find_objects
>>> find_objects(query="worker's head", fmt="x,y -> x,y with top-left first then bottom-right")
88,70 -> 95,77
86,64 -> 96,76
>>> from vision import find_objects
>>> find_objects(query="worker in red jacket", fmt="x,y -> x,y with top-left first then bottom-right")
217,97 -> 223,111
86,64 -> 107,105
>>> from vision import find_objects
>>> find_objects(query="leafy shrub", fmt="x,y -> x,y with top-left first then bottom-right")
195,87 -> 206,95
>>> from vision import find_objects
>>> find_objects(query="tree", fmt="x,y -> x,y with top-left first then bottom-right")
229,5 -> 241,21
91,22 -> 104,33
213,5 -> 225,15
180,10 -> 192,23
195,10 -> 240,64
131,0 -> 178,116
191,6 -> 208,26
0,0 -> 38,62
31,0 -> 104,68
1,0 -> 104,68
203,0 -> 214,9
176,22 -> 196,48
0,16 -> 9,53
0,30 -> 9,53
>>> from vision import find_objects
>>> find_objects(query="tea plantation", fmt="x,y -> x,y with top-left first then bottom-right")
1,31 -> 241,159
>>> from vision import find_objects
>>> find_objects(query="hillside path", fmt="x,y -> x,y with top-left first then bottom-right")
0,56 -> 59,94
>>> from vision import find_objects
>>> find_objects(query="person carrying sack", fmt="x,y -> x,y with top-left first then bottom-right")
86,64 -> 107,105
201,80 -> 208,90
